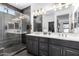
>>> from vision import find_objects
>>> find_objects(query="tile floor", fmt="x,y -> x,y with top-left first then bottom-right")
15,50 -> 33,56
0,44 -> 33,56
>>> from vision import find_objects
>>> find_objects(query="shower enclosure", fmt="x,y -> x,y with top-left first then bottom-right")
0,4 -> 23,56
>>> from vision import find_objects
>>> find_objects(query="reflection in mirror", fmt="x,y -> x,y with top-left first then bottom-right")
74,11 -> 79,33
57,14 -> 69,33
15,22 -> 19,29
48,22 -> 54,32
33,15 -> 42,32
8,23 -> 14,29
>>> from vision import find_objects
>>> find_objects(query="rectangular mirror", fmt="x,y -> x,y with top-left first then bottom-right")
33,15 -> 42,32
73,11 -> 79,33
57,14 -> 69,33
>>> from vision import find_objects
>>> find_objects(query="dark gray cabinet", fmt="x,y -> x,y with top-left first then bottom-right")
26,36 -> 33,53
39,43 -> 48,51
26,36 -> 48,56
39,50 -> 48,56
32,37 -> 38,55
26,36 -> 38,55
39,38 -> 48,56
49,44 -> 62,56
26,35 -> 79,56
63,47 -> 79,56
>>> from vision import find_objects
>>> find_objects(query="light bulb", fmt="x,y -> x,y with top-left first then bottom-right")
34,11 -> 37,16
65,5 -> 69,8
58,3 -> 62,10
42,9 -> 46,14
33,12 -> 35,15
37,10 -> 40,15
38,8 -> 42,15
52,5 -> 57,11
54,8 -> 57,11
52,5 -> 56,9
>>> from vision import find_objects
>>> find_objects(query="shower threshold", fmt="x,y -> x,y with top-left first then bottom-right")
0,44 -> 26,56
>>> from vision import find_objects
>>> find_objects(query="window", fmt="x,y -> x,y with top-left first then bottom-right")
0,6 -> 7,13
8,8 -> 15,15
0,5 -> 15,15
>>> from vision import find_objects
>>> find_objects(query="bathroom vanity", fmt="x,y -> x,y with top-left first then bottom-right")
28,4 -> 79,56
26,33 -> 79,56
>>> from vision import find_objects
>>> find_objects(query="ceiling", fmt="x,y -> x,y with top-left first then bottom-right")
8,3 -> 31,10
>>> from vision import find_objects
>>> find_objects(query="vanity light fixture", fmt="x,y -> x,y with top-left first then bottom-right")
8,22 -> 13,24
15,18 -> 20,21
65,5 -> 69,8
19,16 -> 23,19
58,3 -> 62,10
54,8 -> 57,11
33,8 -> 46,16
52,5 -> 57,11
42,9 -> 46,14
37,10 -> 40,15
33,11 -> 35,15
65,4 -> 69,8
39,8 -> 43,15
52,5 -> 56,9
34,12 -> 37,16
35,10 -> 38,16
52,3 -> 71,11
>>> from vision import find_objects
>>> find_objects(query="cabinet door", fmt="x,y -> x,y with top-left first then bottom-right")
27,36 -> 32,53
39,38 -> 48,43
32,40 -> 38,55
39,42 -> 48,51
27,36 -> 39,55
49,44 -> 62,56
63,48 -> 79,56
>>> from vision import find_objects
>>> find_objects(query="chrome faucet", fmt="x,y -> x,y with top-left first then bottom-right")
58,33 -> 65,37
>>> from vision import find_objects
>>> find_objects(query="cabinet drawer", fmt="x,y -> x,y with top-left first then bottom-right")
63,47 -> 79,56
30,36 -> 38,41
39,42 -> 48,51
49,38 -> 63,45
39,50 -> 48,56
33,37 -> 38,41
49,44 -> 62,56
39,38 -> 48,43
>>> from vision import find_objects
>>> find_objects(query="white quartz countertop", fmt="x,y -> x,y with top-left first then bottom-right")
26,33 -> 79,42
5,30 -> 27,34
